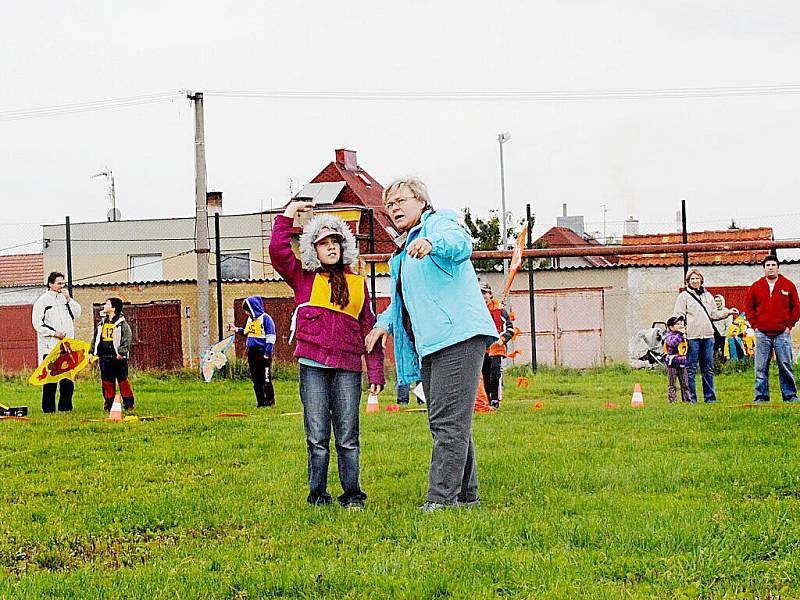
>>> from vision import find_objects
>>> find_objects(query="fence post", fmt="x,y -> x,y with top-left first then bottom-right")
367,208 -> 377,315
681,199 -> 689,279
526,204 -> 537,372
65,215 -> 73,297
214,212 -> 224,342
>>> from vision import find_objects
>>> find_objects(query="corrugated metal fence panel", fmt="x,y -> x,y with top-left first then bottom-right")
0,305 -> 38,371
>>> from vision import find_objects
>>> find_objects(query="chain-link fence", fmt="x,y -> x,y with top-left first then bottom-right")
3,209 -> 800,373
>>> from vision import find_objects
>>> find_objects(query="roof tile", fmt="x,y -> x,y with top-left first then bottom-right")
0,253 -> 44,286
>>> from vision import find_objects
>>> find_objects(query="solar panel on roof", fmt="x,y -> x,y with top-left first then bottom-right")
294,181 -> 346,205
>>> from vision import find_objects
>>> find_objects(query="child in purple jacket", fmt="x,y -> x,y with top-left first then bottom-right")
269,201 -> 385,509
664,315 -> 690,404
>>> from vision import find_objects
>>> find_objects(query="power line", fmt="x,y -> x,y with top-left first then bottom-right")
0,240 -> 42,253
2,84 -> 799,124
0,92 -> 183,123
71,250 -> 194,283
206,84 -> 800,102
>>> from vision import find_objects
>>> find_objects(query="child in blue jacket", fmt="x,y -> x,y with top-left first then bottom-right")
229,296 -> 276,408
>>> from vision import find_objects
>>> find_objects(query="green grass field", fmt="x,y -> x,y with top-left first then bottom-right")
2,365 -> 799,599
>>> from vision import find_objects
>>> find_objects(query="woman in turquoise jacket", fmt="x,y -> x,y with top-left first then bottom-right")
366,177 -> 498,512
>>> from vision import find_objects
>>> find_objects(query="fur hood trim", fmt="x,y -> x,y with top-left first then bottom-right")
298,214 -> 358,271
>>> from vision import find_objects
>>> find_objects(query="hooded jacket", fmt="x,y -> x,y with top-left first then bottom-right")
90,315 -> 132,358
375,209 -> 498,387
236,296 -> 276,355
268,213 -> 384,386
712,295 -> 733,337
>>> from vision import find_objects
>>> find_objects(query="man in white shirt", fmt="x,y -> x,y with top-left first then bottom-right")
31,271 -> 82,412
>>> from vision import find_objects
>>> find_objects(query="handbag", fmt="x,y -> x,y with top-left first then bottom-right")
687,290 -> 725,345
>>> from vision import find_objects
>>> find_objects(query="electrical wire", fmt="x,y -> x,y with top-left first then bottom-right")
0,240 -> 42,253
70,250 -> 194,283
206,84 -> 800,102
3,83 -> 799,125
0,92 -> 184,123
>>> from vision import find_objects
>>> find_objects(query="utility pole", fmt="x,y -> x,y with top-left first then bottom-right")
498,132 -> 511,277
189,91 -> 211,361
681,199 -> 689,279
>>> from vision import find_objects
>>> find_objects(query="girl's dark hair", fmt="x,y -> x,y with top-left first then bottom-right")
108,297 -> 124,321
323,258 -> 350,309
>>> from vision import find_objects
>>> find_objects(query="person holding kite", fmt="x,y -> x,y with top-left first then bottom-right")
365,177 -> 498,512
228,296 -> 276,408
479,281 -> 515,409
89,297 -> 135,412
31,271 -> 82,413
269,202 -> 384,510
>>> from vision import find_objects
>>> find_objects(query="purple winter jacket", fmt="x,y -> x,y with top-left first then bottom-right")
268,215 -> 385,386
663,330 -> 687,368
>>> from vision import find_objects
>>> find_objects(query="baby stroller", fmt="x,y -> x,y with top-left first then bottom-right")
628,321 -> 667,369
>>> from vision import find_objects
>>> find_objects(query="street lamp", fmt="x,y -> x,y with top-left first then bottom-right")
498,132 -> 511,276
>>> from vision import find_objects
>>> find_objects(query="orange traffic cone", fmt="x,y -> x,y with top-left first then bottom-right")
631,383 -> 644,408
366,393 -> 380,413
107,394 -> 123,421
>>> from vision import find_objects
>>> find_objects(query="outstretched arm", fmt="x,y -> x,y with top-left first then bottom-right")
268,201 -> 313,288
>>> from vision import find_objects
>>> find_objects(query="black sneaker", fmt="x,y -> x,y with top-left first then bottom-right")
307,494 -> 333,506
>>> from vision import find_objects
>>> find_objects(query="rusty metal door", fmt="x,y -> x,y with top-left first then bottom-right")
234,297 -> 297,362
0,305 -> 38,371
510,289 -> 604,368
95,301 -> 183,370
554,291 -> 605,368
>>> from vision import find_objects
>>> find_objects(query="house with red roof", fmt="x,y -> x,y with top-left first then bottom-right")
285,149 -> 397,262
534,227 -> 618,268
0,253 -> 44,287
619,227 -> 774,267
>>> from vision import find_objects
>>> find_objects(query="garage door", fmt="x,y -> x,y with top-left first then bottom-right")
0,305 -> 38,371
510,289 -> 605,368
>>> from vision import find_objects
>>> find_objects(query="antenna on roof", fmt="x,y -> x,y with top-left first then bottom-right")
91,168 -> 119,221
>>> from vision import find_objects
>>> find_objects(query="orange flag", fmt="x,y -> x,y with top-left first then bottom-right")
501,224 -> 528,302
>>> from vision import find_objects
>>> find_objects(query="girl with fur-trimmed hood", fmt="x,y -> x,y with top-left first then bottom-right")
269,202 -> 384,509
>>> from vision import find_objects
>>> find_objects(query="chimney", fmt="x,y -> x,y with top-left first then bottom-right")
335,148 -> 358,171
562,203 -> 568,217
624,216 -> 639,235
207,191 -> 223,216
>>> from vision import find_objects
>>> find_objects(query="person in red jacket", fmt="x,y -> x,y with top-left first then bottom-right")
744,255 -> 800,403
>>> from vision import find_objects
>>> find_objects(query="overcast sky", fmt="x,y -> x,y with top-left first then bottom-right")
2,0 -> 800,253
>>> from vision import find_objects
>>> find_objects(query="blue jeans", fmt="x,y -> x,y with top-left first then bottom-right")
754,331 -> 798,402
396,383 -> 410,404
299,365 -> 366,505
687,337 -> 716,403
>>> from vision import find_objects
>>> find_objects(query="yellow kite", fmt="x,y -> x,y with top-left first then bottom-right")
29,338 -> 91,386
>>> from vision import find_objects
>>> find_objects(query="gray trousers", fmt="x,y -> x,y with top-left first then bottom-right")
421,335 -> 487,504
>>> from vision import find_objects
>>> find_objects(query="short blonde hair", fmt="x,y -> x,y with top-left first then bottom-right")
383,177 -> 434,210
685,268 -> 704,286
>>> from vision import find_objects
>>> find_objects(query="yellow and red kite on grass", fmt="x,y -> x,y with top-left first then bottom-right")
29,338 -> 92,386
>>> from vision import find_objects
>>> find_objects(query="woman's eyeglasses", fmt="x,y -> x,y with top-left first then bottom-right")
384,196 -> 416,210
